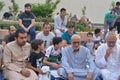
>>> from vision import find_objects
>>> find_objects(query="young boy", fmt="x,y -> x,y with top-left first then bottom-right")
28,39 -> 45,75
84,32 -> 94,55
43,37 -> 63,69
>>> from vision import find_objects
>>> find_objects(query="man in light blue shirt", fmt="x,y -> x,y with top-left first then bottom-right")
58,34 -> 97,80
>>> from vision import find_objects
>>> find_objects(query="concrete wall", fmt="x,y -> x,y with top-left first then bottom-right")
0,0 -> 118,23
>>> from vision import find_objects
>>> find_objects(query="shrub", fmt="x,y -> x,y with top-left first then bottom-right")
31,0 -> 60,18
0,20 -> 92,32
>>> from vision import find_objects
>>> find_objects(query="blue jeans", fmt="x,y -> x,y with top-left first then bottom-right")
107,22 -> 112,30
18,26 -> 36,41
0,70 -> 4,80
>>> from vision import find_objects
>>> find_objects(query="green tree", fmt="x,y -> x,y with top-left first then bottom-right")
9,0 -> 19,16
0,1 -> 5,12
31,0 -> 60,17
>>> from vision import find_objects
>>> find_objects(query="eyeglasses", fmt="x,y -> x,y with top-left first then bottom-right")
107,41 -> 116,44
68,26 -> 74,28
72,42 -> 80,44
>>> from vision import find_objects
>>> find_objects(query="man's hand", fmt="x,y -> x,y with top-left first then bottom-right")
60,29 -> 64,32
104,47 -> 113,61
118,75 -> 120,80
86,72 -> 92,80
68,73 -> 74,80
20,69 -> 31,77
118,15 -> 120,18
52,63 -> 61,68
23,28 -> 28,32
37,68 -> 45,75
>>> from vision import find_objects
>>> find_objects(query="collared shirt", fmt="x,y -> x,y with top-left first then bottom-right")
95,43 -> 120,80
54,14 -> 67,30
62,31 -> 76,44
61,45 -> 95,74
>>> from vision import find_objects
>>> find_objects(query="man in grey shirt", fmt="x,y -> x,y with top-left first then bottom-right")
58,34 -> 97,80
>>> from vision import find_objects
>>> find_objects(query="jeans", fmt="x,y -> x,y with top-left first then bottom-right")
0,70 -> 4,80
107,22 -> 112,30
18,26 -> 36,41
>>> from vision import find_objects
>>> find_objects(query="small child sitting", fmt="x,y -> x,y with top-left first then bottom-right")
28,39 -> 50,80
43,37 -> 63,70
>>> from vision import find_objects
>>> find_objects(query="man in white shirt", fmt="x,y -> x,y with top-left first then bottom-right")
95,32 -> 120,80
54,8 -> 67,37
36,22 -> 55,49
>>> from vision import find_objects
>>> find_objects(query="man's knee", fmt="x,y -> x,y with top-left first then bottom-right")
29,27 -> 36,35
57,68 -> 67,79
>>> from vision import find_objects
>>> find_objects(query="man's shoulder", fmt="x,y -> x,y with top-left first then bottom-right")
49,32 -> 55,37
36,32 -> 43,39
54,14 -> 60,20
24,42 -> 30,47
37,31 -> 43,36
46,45 -> 54,52
97,43 -> 107,49
63,45 -> 72,51
80,45 -> 89,51
30,12 -> 35,16
62,31 -> 68,36
6,41 -> 16,47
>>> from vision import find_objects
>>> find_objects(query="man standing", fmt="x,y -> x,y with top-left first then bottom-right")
112,1 -> 120,34
54,8 -> 67,37
18,3 -> 36,41
3,29 -> 38,80
104,10 -> 118,30
95,32 -> 120,80
58,34 -> 96,80
36,22 -> 55,49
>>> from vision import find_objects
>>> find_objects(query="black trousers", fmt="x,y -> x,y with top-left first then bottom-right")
114,22 -> 120,34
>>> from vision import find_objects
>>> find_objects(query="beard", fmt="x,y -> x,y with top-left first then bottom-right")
25,11 -> 30,15
18,41 -> 26,47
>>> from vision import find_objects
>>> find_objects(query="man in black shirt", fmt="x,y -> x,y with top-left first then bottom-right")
18,3 -> 36,41
3,10 -> 13,19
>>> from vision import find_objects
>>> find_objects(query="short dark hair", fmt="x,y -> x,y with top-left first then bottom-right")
110,10 -> 114,14
8,25 -> 15,31
31,39 -> 43,50
109,27 -> 115,31
8,33 -> 15,42
94,28 -> 101,34
52,37 -> 62,46
66,22 -> 74,28
43,22 -> 49,27
87,32 -> 93,37
25,3 -> 31,8
60,8 -> 66,12
15,29 -> 26,38
116,1 -> 120,6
